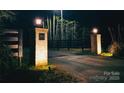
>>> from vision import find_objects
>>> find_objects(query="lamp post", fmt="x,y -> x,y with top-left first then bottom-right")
61,10 -> 63,40
52,10 -> 63,49
53,12 -> 55,40
91,28 -> 102,54
34,17 -> 48,67
53,10 -> 63,40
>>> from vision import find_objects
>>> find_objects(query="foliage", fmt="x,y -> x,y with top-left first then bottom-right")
0,43 -> 19,76
0,68 -> 79,83
0,10 -> 17,77
115,43 -> 124,57
47,16 -> 78,41
108,42 -> 120,55
108,42 -> 124,57
37,69 -> 79,83
0,10 -> 15,23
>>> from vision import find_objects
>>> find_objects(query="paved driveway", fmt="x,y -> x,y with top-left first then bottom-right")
49,50 -> 124,83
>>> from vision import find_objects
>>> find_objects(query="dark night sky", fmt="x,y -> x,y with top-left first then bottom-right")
64,10 -> 124,25
11,10 -> 124,48
14,10 -> 124,27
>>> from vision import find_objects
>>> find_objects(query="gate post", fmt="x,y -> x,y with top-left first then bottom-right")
35,28 -> 48,67
91,28 -> 102,54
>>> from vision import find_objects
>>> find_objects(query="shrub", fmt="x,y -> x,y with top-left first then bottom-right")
116,43 -> 124,57
108,42 -> 124,57
0,43 -> 19,76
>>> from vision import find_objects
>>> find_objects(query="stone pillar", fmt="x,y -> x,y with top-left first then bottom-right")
91,34 -> 101,54
35,28 -> 48,67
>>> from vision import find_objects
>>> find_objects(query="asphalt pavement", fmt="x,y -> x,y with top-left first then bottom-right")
48,50 -> 124,83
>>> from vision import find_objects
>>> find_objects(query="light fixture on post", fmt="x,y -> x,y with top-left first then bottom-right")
61,10 -> 63,40
33,17 -> 48,67
34,17 -> 42,27
91,27 -> 102,54
92,28 -> 98,34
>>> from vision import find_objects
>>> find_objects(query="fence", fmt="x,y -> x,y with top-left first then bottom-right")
48,40 -> 90,48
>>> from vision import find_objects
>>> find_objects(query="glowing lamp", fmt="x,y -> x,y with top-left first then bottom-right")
92,28 -> 98,34
35,18 -> 42,26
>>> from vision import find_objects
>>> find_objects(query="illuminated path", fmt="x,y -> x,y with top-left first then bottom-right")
49,50 -> 124,83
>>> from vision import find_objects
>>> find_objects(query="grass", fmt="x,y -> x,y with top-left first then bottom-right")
75,50 -> 96,55
0,48 -> 77,83
0,64 -> 79,83
29,64 -> 56,71
50,48 -> 96,56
